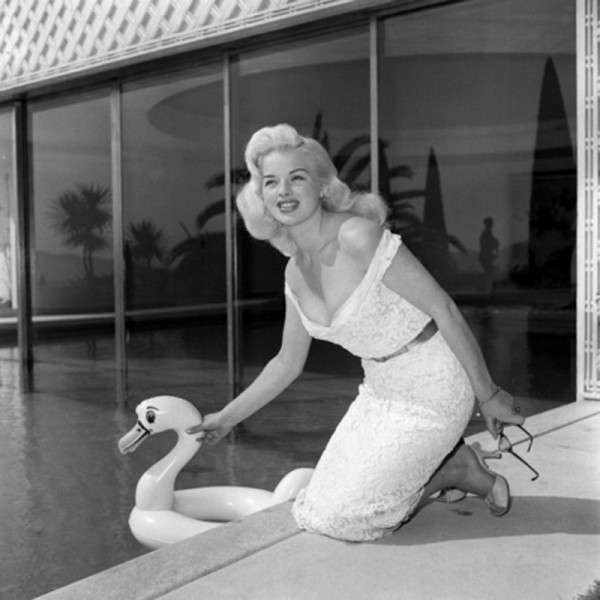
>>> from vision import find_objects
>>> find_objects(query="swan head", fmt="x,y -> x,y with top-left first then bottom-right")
118,395 -> 202,455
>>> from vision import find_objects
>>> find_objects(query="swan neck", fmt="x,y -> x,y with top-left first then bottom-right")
135,432 -> 199,511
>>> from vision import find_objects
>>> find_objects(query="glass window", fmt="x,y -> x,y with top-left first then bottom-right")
0,109 -> 17,319
29,91 -> 115,389
121,66 -> 228,402
381,0 -> 576,404
231,28 -> 371,461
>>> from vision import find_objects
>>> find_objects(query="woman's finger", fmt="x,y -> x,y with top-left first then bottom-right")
186,423 -> 203,434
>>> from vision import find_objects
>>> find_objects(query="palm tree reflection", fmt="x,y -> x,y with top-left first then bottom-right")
48,183 -> 111,281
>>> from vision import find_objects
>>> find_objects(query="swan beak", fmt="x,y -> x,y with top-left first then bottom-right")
118,421 -> 152,455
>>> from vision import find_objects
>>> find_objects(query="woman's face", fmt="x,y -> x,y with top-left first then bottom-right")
260,149 -> 322,226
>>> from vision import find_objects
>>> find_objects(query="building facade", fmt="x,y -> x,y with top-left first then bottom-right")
0,0 -> 593,404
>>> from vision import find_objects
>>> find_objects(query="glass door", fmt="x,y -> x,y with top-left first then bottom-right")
380,0 -> 576,408
120,65 -> 229,411
29,90 -> 115,397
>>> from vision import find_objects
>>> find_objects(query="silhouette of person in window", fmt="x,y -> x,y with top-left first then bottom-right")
479,217 -> 499,292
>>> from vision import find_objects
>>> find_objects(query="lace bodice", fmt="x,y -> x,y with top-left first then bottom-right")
284,229 -> 431,358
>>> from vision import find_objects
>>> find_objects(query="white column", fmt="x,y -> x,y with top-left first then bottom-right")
577,0 -> 600,399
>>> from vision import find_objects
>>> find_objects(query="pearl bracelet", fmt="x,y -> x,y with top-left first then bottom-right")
478,385 -> 502,406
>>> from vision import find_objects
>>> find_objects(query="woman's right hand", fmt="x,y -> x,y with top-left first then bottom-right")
479,388 -> 525,438
186,411 -> 233,445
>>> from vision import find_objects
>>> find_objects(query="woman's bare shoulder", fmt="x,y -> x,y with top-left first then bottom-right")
337,217 -> 383,267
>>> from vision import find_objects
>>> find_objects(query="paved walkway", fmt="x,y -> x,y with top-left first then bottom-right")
38,401 -> 600,600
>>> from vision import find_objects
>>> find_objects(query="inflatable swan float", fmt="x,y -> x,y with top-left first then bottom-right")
118,395 -> 314,549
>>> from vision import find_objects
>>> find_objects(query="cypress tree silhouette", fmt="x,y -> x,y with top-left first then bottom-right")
420,147 -> 457,286
423,147 -> 448,250
527,57 -> 576,288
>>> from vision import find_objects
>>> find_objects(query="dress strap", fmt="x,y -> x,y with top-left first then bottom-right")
372,229 -> 402,283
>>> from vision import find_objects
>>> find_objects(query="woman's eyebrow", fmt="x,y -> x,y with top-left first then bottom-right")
263,167 -> 308,178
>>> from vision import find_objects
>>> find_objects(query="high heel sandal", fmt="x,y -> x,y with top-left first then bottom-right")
471,442 -> 511,516
436,443 -> 510,516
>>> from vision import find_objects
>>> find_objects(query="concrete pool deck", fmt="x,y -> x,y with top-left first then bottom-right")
37,400 -> 600,600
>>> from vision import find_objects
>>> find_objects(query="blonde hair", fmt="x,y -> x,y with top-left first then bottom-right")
236,123 -> 388,256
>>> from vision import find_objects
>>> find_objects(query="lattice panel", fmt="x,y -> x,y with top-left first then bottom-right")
0,0 -> 355,91
578,0 -> 600,399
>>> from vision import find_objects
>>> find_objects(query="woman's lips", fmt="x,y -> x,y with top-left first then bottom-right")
277,200 -> 299,213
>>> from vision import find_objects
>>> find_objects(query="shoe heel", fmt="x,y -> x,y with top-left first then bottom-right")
470,443 -> 511,517
485,474 -> 511,517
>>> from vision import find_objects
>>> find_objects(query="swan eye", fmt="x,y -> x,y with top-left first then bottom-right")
146,410 -> 156,424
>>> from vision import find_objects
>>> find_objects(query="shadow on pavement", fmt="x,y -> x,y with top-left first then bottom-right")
376,496 -> 600,546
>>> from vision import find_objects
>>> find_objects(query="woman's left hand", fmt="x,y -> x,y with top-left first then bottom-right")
186,411 -> 233,445
479,388 -> 525,438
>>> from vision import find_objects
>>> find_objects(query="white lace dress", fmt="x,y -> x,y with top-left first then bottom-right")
288,229 -> 474,541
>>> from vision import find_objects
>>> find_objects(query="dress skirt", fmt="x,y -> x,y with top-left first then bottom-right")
292,332 -> 474,542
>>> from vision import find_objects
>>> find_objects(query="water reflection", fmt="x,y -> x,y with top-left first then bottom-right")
0,368 -> 145,599
464,306 -> 575,403
0,358 -> 351,599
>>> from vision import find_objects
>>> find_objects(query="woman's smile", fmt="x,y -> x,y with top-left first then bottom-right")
277,199 -> 300,213
261,149 -> 322,223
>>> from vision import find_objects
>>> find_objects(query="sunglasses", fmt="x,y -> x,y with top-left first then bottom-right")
498,424 -> 539,481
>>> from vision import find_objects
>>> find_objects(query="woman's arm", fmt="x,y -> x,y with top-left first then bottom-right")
382,243 -> 524,436
188,295 -> 312,443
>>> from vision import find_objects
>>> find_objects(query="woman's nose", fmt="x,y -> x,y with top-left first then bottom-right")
279,180 -> 291,196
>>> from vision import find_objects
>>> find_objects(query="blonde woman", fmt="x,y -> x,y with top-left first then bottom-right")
188,124 -> 525,542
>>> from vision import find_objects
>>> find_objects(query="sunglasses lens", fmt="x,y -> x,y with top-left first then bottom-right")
498,435 -> 511,452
